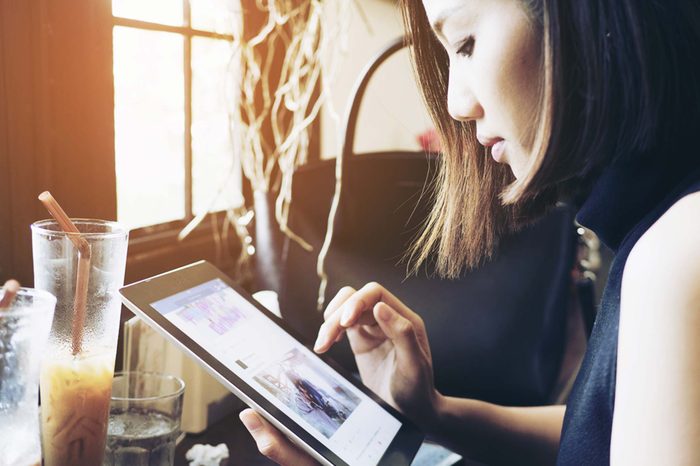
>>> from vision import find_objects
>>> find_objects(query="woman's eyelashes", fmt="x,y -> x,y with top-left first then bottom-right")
456,35 -> 475,57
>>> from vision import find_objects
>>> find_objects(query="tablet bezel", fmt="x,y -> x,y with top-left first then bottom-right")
119,260 -> 424,466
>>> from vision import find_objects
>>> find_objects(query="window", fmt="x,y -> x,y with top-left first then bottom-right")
112,0 -> 243,231
0,0 -> 253,288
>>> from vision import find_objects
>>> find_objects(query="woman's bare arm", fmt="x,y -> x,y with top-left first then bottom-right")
612,192 -> 700,464
430,397 -> 564,466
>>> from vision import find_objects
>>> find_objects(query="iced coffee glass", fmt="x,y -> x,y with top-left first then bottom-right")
31,219 -> 128,466
0,287 -> 56,466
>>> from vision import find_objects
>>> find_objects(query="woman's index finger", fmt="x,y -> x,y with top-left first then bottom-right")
322,286 -> 356,320
341,282 -> 421,328
314,305 -> 347,353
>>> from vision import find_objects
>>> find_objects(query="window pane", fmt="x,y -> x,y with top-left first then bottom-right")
192,37 -> 242,215
114,27 -> 185,229
112,0 -> 183,26
191,0 -> 240,35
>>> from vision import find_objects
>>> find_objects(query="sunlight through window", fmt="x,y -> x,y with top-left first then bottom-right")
112,1 -> 240,231
113,27 -> 185,229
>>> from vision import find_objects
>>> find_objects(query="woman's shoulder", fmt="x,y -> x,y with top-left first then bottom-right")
613,190 -> 700,465
623,190 -> 700,307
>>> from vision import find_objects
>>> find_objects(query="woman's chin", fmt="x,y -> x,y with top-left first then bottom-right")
508,163 -> 526,181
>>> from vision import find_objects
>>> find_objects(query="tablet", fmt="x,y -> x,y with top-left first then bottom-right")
119,260 -> 424,466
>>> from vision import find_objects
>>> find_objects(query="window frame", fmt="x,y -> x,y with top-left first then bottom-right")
0,0 -> 246,287
112,13 -> 238,229
0,0 -> 318,287
112,7 -> 247,282
0,0 -> 321,374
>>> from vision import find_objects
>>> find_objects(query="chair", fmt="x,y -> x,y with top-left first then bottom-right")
272,37 -> 583,406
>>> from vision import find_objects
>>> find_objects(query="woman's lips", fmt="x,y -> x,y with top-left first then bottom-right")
478,136 -> 507,163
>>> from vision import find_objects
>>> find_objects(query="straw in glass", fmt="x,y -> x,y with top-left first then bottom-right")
38,191 -> 92,356
0,279 -> 20,309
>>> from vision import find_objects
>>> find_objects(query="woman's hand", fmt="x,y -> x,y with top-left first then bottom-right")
239,409 -> 319,466
314,283 -> 440,427
241,283 -> 442,464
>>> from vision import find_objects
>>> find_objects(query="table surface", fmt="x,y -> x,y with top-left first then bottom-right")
173,407 -> 473,466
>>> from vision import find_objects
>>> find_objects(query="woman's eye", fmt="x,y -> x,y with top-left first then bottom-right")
456,36 -> 475,57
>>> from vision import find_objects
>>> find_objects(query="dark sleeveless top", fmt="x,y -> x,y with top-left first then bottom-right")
556,152 -> 700,465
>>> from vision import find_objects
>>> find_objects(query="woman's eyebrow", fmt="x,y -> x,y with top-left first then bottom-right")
431,6 -> 464,39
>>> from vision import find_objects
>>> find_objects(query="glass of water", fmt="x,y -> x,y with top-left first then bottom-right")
105,372 -> 185,466
0,287 -> 56,466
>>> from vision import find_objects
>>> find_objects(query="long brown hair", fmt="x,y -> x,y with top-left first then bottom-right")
402,0 -> 700,278
402,1 -> 552,278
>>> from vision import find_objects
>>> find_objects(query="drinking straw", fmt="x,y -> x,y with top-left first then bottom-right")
0,279 -> 20,309
38,191 -> 92,356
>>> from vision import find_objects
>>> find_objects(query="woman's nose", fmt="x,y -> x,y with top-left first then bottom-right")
447,75 -> 483,122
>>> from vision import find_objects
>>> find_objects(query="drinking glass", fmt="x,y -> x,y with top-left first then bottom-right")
105,372 -> 185,466
31,219 -> 128,466
0,287 -> 56,466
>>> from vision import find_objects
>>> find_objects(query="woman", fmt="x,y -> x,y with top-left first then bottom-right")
241,0 -> 700,464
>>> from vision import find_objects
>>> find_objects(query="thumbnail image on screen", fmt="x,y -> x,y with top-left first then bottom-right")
253,348 -> 361,438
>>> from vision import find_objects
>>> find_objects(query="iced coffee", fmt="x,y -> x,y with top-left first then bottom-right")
40,348 -> 114,466
32,206 -> 128,466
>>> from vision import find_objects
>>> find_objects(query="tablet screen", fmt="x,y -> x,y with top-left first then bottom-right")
150,278 -> 403,465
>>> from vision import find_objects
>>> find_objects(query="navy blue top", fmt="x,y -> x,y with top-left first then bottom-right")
556,153 -> 700,465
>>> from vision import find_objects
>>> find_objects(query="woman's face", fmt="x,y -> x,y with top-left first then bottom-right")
423,0 -> 543,179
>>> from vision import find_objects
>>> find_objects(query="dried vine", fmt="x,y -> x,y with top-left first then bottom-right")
182,0 -> 356,304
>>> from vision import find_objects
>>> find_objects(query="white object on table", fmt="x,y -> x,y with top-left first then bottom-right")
411,441 -> 465,466
185,443 -> 229,466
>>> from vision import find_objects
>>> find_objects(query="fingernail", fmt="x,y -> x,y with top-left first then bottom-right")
240,411 -> 262,431
340,308 -> 352,326
313,327 -> 326,351
377,304 -> 392,322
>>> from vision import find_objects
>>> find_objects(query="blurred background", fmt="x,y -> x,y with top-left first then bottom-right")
0,0 -> 431,287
